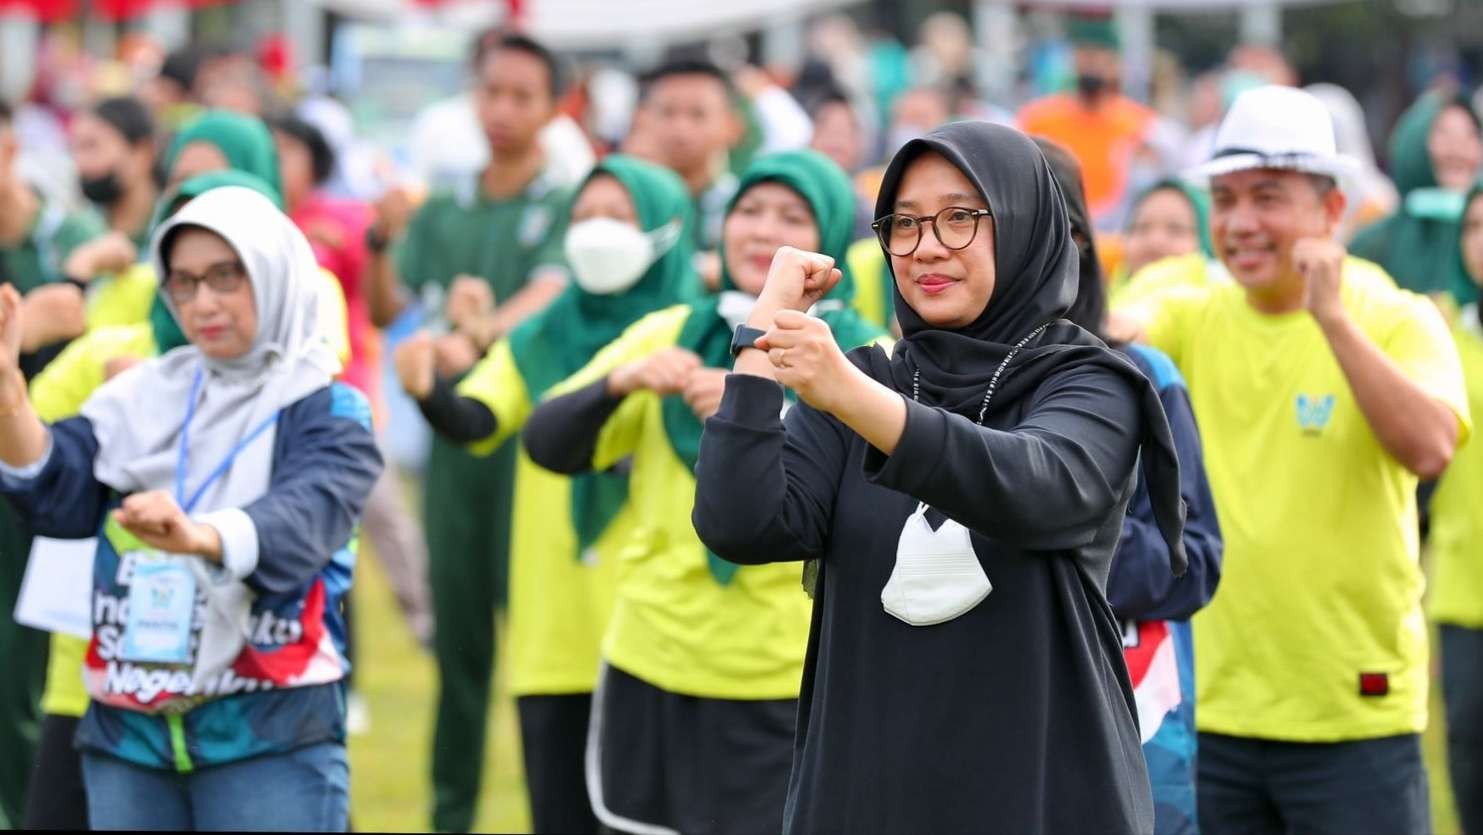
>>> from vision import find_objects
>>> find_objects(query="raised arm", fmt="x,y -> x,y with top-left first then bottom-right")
862,363 -> 1143,552
692,374 -> 848,565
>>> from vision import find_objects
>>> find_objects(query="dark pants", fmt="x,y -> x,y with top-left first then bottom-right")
1441,624 -> 1483,835
23,714 -> 87,831
0,499 -> 46,829
589,664 -> 796,835
427,437 -> 516,833
517,694 -> 598,834
1197,731 -> 1430,835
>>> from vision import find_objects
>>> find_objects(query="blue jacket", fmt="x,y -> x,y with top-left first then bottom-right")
1,383 -> 381,771
1112,343 -> 1223,835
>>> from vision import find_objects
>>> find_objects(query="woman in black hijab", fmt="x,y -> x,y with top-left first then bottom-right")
691,121 -> 1186,834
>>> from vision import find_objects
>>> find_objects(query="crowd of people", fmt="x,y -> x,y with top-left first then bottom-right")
0,8 -> 1481,835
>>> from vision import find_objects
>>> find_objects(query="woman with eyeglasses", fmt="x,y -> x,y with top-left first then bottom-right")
522,149 -> 884,835
0,186 -> 381,831
691,122 -> 1188,834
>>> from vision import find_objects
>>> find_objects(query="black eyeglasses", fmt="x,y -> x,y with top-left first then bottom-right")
163,260 -> 248,304
871,206 -> 992,257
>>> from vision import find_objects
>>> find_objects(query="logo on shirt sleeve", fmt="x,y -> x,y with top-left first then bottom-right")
1296,393 -> 1336,434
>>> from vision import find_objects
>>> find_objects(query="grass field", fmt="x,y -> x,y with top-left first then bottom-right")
345,537 -> 1464,834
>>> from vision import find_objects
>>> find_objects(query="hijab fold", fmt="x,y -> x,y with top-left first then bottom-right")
508,155 -> 697,552
863,122 -> 1187,576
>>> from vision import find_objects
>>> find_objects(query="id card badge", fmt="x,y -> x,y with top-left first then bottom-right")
121,554 -> 197,665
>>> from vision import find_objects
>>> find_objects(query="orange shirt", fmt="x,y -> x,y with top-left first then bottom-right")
1019,93 -> 1154,220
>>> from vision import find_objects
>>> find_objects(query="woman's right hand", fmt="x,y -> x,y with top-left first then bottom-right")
608,348 -> 702,397
394,331 -> 436,400
757,246 -> 842,315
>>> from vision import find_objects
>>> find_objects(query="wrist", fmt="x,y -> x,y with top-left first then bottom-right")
1312,304 -> 1350,332
0,370 -> 30,417
191,521 -> 224,562
746,298 -> 785,330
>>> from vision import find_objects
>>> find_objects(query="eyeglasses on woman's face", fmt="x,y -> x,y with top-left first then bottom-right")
163,260 -> 248,305
871,206 -> 993,258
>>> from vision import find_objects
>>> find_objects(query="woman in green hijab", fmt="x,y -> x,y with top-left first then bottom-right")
162,109 -> 282,195
1351,90 -> 1483,303
394,155 -> 697,835
517,149 -> 886,835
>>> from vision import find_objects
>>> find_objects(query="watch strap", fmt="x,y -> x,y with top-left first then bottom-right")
730,324 -> 767,357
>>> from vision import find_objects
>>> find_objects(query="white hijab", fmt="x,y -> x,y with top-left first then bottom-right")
83,186 -> 340,505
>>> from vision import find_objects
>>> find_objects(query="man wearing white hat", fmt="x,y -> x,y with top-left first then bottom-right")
1130,85 -> 1470,833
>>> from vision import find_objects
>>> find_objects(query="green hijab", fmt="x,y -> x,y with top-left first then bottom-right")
149,171 -> 285,353
163,110 -> 282,199
508,155 -> 698,553
1131,178 -> 1214,259
1351,91 -> 1480,303
667,149 -> 886,583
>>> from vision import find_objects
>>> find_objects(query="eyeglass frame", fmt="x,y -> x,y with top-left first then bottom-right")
162,260 -> 249,304
870,206 -> 993,258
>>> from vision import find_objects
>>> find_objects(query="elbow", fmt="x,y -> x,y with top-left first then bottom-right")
522,428 -> 589,475
1406,438 -> 1456,481
691,505 -> 773,566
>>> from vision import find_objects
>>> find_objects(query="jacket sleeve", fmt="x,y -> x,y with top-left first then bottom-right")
240,385 -> 384,596
0,416 -> 109,539
862,363 -> 1143,551
692,374 -> 848,564
1107,382 -> 1222,621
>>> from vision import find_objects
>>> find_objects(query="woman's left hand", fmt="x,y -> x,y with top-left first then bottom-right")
756,310 -> 856,413
113,490 -> 222,561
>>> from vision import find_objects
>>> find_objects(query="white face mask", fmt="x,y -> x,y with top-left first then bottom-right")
564,217 -> 682,295
880,502 -> 991,626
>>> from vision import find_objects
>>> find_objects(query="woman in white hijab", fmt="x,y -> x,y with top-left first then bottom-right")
0,186 -> 382,831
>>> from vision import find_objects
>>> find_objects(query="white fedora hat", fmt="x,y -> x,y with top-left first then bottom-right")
1188,85 -> 1360,181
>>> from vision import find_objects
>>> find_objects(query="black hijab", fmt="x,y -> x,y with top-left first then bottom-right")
862,121 -> 1188,575
1034,137 -> 1107,339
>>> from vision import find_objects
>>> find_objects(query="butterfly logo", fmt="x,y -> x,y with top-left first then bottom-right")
1296,394 -> 1336,434
150,585 -> 175,608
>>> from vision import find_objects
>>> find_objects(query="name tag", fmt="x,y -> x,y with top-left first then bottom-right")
121,555 -> 197,665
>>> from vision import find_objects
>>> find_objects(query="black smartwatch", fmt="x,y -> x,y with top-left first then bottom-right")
730,324 -> 767,357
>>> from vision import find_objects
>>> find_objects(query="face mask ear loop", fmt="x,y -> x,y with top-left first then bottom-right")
647,217 -> 684,261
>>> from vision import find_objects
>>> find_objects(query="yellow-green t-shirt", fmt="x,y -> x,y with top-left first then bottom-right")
30,323 -> 159,718
1143,262 -> 1470,741
455,340 -> 623,696
1428,307 -> 1483,628
846,237 -> 893,332
84,262 -> 159,329
552,305 -> 813,700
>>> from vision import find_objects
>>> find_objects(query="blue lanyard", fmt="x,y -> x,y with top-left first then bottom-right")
175,369 -> 282,513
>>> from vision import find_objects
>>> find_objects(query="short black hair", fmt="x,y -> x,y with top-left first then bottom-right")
270,114 -> 335,186
0,99 -> 11,130
640,58 -> 735,103
159,45 -> 206,91
471,29 -> 564,99
1307,173 -> 1339,197
93,96 -> 155,146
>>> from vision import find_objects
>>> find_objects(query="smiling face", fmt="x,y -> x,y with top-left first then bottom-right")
722,181 -> 819,296
1429,105 -> 1483,193
887,152 -> 996,329
1209,168 -> 1343,293
164,226 -> 258,360
1124,187 -> 1201,276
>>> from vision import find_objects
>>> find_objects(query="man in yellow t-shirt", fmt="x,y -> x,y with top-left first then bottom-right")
1131,86 -> 1470,835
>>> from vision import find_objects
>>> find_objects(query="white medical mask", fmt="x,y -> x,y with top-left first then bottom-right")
880,502 -> 991,626
564,217 -> 682,295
